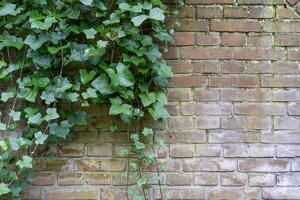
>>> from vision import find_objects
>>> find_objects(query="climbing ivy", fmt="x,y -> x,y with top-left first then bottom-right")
0,0 -> 183,199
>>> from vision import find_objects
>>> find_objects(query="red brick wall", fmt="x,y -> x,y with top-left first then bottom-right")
25,0 -> 300,199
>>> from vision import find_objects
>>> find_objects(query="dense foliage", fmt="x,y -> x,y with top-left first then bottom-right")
0,0 -> 183,199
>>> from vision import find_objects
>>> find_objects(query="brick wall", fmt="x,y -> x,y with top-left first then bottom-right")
25,0 -> 300,199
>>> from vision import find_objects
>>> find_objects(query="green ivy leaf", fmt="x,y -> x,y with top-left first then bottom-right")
80,0 -> 93,6
45,108 -> 59,121
0,183 -> 10,196
47,42 -> 71,54
91,74 -> 113,95
28,112 -> 43,125
80,69 -> 97,85
24,34 -> 48,51
139,92 -> 156,107
116,63 -> 134,87
34,131 -> 48,145
149,7 -> 165,21
1,91 -> 15,102
83,28 -> 97,39
9,111 -> 21,121
16,155 -> 33,169
49,120 -> 72,139
148,102 -> 169,120
131,15 -> 148,27
0,123 -> 6,131
142,127 -> 154,137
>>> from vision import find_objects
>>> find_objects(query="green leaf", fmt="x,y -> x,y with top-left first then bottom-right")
24,34 -> 48,51
116,63 -> 134,87
82,88 -> 97,99
83,28 -> 97,39
109,104 -> 132,115
0,183 -> 10,196
28,112 -> 43,125
91,74 -> 113,95
0,3 -> 16,16
142,127 -> 154,137
45,108 -> 59,121
47,42 -> 71,54
80,0 -> 93,6
139,92 -> 156,107
0,33 -> 24,50
67,111 -> 87,125
131,15 -> 148,27
9,111 -> 21,121
0,123 -> 6,131
70,43 -> 88,62
148,102 -> 169,120
16,155 -> 33,169
1,91 -> 15,102
156,91 -> 167,105
34,131 -> 48,145
49,120 -> 72,139
80,69 -> 97,85
31,16 -> 57,30
146,46 -> 162,63
18,88 -> 38,102
149,7 -> 165,21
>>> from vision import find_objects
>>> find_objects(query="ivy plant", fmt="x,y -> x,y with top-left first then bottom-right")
0,0 -> 183,199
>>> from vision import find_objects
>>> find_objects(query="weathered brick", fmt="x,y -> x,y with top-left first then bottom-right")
181,47 -> 232,59
277,7 -> 298,18
221,117 -> 246,129
59,143 -> 84,157
262,75 -> 300,87
194,89 -> 219,101
196,144 -> 221,157
195,117 -> 220,129
277,145 -> 300,157
22,187 -> 42,200
277,173 -> 300,186
183,159 -> 235,172
186,0 -> 234,4
286,0 -> 299,5
263,188 -> 300,199
221,173 -> 247,186
234,103 -> 286,115
249,144 -> 274,157
57,172 -> 83,185
211,21 -> 262,32
166,173 -> 192,185
239,159 -> 290,172
85,173 -> 110,185
221,89 -> 271,101
237,0 -> 285,4
169,76 -> 207,87
31,172 -> 55,186
249,7 -> 274,18
263,22 -> 300,32
246,61 -> 272,73
262,131 -> 300,143
221,33 -> 246,47
208,187 -> 260,199
163,131 -> 206,143
75,160 -> 126,171
168,88 -> 192,101
179,6 -> 195,18
245,116 -> 272,129
276,33 -> 300,46
87,143 -> 112,157
292,160 -> 300,171
223,7 -> 248,18
173,32 -> 195,46
249,174 -> 275,186
273,89 -> 299,101
181,102 -> 231,115
170,144 -> 195,157
169,60 -> 193,74
209,75 -> 260,87
288,102 -> 300,115
273,61 -> 300,74
193,60 -> 219,73
101,189 -> 127,200
197,7 -> 222,18
233,48 -> 284,60
248,33 -> 273,47
194,173 -> 218,185
274,117 -> 300,130
175,19 -> 209,32
46,188 -> 98,200
209,130 -> 260,143
223,144 -> 248,157
196,33 -> 220,46
154,188 -> 205,200
168,116 -> 194,129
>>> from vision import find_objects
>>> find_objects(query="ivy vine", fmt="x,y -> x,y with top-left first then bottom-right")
0,0 -> 183,199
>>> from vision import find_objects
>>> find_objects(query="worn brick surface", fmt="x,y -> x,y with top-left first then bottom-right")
27,1 -> 300,199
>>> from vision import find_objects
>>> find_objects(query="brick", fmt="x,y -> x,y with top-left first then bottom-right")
273,89 -> 299,101
262,75 -> 300,87
211,21 -> 262,32
31,172 -> 55,186
168,116 -> 194,129
263,22 -> 300,32
57,172 -> 83,185
223,7 -> 248,18
221,89 -> 271,101
195,117 -> 220,129
197,7 -> 222,18
233,48 -> 284,60
237,0 -> 285,4
274,117 -> 300,130
196,144 -> 221,157
286,0 -> 299,5
263,188 -> 300,199
277,173 -> 300,186
196,33 -> 220,46
248,7 -> 274,18
168,88 -> 192,101
22,187 -> 42,200
209,130 -> 260,143
221,33 -> 246,47
245,116 -> 272,129
234,103 -> 286,115
193,103 -> 231,115
246,61 -> 272,73
85,173 -> 110,185
221,173 -> 247,186
101,189 -> 127,200
166,104 -> 179,116
163,131 -> 206,143
193,60 -> 219,73
208,187 -> 260,199
249,144 -> 274,157
249,174 -> 275,186
194,89 -> 219,101
46,188 -> 98,200
39,159 -> 72,171
274,62 -> 300,74
288,102 -> 300,115
166,173 -> 192,185
221,117 -> 246,129
183,159 -> 235,172
238,159 -> 290,172
169,60 -> 193,74
179,6 -> 195,18
292,160 -> 300,171
175,19 -> 209,32
220,60 -> 245,73
194,173 -> 218,185
173,32 -> 194,46
59,143 -> 84,157
209,75 -> 259,87
75,160 -> 126,171
262,131 -> 300,143
223,144 -> 248,157
170,144 -> 195,157
277,145 -> 300,157
169,76 -> 207,87
277,7 -> 298,18
181,47 -> 232,59
248,33 -> 273,47
276,33 -> 300,46
164,47 -> 179,59
87,143 -> 112,157
186,0 -> 234,4
154,188 -> 205,200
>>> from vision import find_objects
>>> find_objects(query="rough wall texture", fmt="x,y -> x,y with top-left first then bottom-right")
24,0 -> 300,199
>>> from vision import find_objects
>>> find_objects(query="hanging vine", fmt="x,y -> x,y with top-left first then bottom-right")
0,0 -> 184,199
